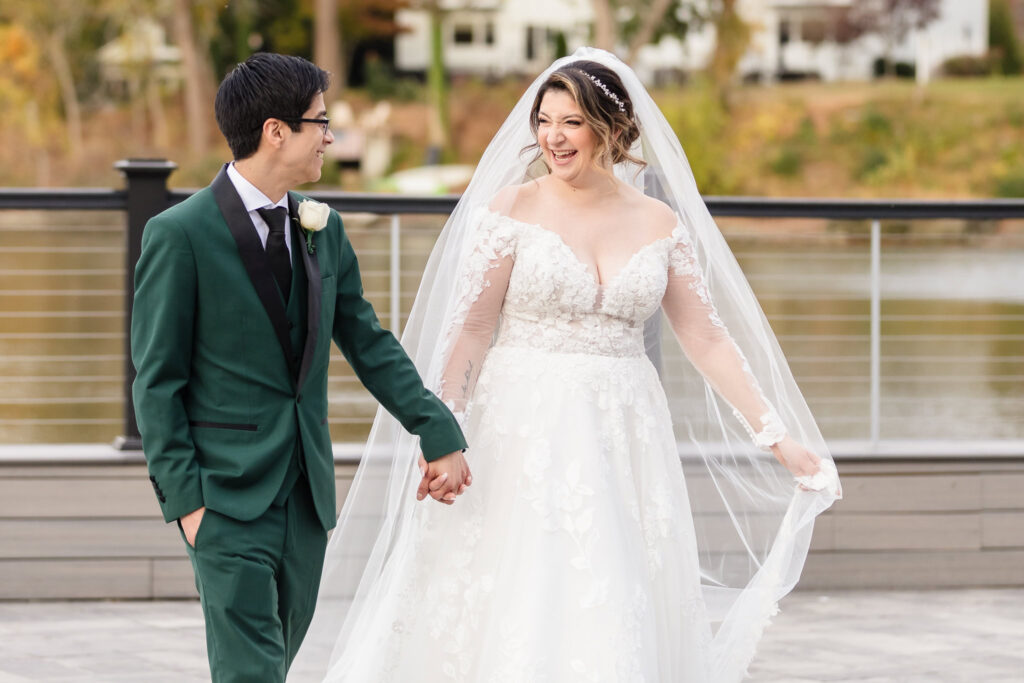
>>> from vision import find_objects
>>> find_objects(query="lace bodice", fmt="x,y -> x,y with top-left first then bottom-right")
496,210 -> 673,357
441,206 -> 786,449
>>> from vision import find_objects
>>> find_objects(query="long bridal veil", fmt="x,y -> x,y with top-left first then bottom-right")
291,47 -> 841,682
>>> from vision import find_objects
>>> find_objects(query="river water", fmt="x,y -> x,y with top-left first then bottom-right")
1,210 -> 1020,444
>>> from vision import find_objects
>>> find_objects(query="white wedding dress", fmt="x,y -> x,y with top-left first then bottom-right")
317,205 -> 804,682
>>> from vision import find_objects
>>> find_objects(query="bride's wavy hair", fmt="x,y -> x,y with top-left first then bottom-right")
523,60 -> 645,173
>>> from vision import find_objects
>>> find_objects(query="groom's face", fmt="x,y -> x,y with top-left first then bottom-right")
280,92 -> 333,186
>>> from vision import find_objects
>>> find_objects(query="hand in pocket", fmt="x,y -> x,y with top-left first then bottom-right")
179,506 -> 206,547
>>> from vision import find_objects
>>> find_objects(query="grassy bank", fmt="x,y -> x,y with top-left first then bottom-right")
662,77 -> 1024,199
2,76 -> 1022,198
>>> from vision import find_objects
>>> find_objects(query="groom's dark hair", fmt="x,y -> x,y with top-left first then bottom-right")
215,52 -> 330,160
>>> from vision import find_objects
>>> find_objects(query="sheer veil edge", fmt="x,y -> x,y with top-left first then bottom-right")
290,47 -> 841,682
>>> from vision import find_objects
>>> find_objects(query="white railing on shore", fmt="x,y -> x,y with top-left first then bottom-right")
1,184 -> 1023,450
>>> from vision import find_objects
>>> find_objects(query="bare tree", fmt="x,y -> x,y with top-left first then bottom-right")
171,0 -> 215,158
592,0 -> 617,52
834,0 -> 941,74
315,0 -> 346,90
336,0 -> 409,89
403,0 -> 472,161
707,0 -> 750,89
1,1 -> 88,159
626,0 -> 676,62
594,0 -> 713,66
43,24 -> 84,160
426,2 -> 448,159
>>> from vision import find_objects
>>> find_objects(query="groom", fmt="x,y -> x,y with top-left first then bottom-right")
131,53 -> 470,682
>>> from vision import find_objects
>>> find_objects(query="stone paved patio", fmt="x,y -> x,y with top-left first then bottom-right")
0,589 -> 1021,681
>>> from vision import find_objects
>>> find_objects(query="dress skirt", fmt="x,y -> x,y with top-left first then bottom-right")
323,344 -> 714,682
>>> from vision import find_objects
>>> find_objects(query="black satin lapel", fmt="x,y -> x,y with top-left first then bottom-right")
290,192 -> 321,393
211,166 -> 298,382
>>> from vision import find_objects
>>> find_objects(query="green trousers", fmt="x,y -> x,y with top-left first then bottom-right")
181,476 -> 328,683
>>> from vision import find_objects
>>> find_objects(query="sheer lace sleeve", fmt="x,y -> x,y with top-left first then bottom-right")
438,208 -> 519,424
662,223 -> 787,450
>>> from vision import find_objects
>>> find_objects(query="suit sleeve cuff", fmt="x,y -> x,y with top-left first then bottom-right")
420,427 -> 468,462
157,487 -> 205,524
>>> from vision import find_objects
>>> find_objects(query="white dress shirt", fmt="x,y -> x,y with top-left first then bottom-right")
226,162 -> 293,258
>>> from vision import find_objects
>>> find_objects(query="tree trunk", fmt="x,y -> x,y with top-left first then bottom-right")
314,0 -> 346,90
426,5 -> 449,161
147,76 -> 170,149
172,0 -> 210,158
627,0 -> 675,63
591,0 -> 616,52
45,28 -> 83,161
708,0 -> 750,101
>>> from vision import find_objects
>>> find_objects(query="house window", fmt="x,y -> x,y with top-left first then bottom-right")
779,19 -> 791,45
485,22 -> 495,45
453,24 -> 474,44
526,25 -> 536,60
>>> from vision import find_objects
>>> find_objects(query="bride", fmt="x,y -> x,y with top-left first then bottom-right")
291,48 -> 840,682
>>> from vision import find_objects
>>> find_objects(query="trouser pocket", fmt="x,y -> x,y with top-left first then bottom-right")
177,510 -> 212,551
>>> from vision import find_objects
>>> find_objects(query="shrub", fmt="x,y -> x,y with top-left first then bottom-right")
990,0 -> 1023,75
860,109 -> 893,139
661,80 -> 739,194
857,147 -> 889,179
363,56 -> 421,101
995,165 -> 1024,197
873,57 -> 916,79
942,53 -> 996,77
769,147 -> 803,177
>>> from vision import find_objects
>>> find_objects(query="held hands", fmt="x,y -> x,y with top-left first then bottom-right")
417,451 -> 472,505
770,436 -> 839,494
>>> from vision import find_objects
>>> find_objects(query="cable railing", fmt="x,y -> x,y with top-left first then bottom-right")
1,159 -> 1022,459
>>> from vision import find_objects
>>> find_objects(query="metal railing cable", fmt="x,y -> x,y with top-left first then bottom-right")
2,163 -> 1023,457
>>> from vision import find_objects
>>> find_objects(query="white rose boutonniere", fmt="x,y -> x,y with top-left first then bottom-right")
297,199 -> 330,254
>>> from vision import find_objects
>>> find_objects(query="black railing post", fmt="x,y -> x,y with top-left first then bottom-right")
112,159 -> 178,451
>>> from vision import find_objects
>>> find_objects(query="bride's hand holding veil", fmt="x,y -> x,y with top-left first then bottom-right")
771,436 -> 839,493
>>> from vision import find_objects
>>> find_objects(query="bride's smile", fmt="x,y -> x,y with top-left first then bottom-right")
537,89 -> 602,185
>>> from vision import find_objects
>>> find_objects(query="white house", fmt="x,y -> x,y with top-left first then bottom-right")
396,0 -> 989,82
639,0 -> 989,82
97,19 -> 183,95
395,0 -> 592,77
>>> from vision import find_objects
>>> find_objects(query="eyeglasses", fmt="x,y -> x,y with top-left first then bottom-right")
280,117 -> 331,136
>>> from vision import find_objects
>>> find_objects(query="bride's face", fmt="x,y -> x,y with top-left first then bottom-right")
536,89 -> 600,184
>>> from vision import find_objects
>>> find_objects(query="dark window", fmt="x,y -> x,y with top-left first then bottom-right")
779,19 -> 791,45
485,22 -> 495,45
526,25 -> 536,60
453,24 -> 473,44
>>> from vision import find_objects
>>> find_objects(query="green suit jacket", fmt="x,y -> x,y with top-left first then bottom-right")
131,165 -> 465,530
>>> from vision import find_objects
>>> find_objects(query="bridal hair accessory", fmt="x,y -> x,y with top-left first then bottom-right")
297,198 -> 330,254
578,70 -> 626,112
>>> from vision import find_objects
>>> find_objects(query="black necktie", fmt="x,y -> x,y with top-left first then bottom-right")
257,206 -> 291,302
